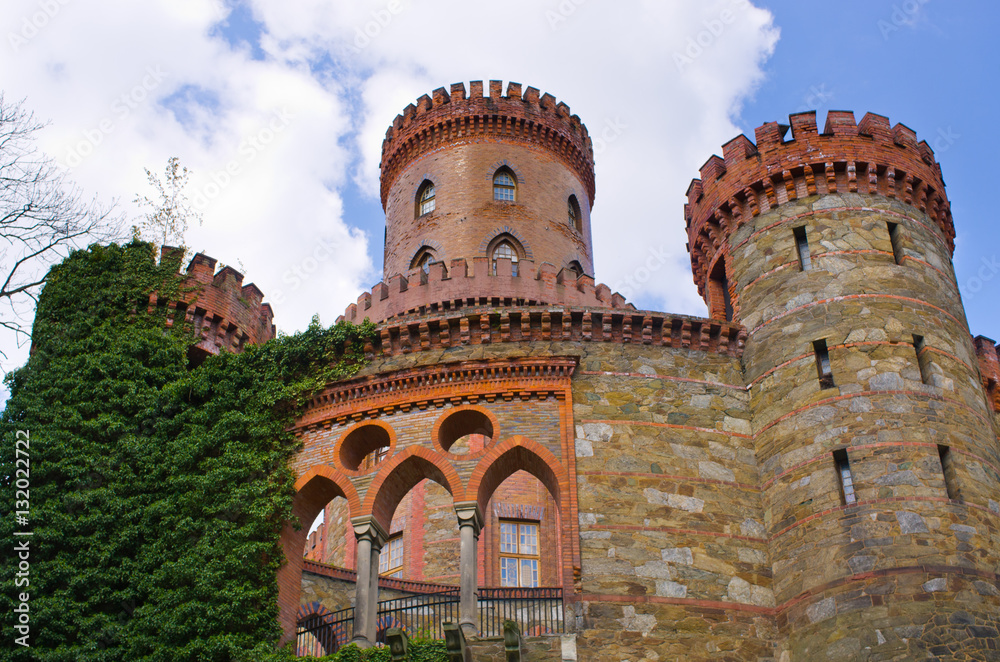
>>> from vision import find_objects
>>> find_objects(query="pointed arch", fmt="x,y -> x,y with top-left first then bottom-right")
362,445 -> 463,530
278,465 -> 361,645
468,436 -> 566,515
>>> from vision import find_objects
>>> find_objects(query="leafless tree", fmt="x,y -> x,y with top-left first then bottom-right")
133,156 -> 202,249
0,94 -> 124,352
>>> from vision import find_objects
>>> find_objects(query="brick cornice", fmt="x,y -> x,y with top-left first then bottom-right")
296,357 -> 578,429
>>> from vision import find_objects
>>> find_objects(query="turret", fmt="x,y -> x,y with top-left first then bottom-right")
372,81 -> 611,320
154,245 -> 276,363
686,112 -> 999,658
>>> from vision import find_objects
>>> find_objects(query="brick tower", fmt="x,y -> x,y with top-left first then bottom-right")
687,112 -> 1000,659
343,80 -> 632,325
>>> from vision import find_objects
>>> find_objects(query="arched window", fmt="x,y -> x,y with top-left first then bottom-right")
416,180 -> 435,217
410,247 -> 437,274
493,168 -> 516,201
568,260 -> 584,277
568,195 -> 582,232
492,240 -> 519,276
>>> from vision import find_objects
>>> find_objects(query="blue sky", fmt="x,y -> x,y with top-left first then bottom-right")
2,0 -> 998,379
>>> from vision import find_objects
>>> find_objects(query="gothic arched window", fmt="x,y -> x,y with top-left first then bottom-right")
416,180 -> 436,217
493,168 -> 516,202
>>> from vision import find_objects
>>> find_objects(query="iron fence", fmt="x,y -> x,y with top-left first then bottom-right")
295,606 -> 354,657
295,587 -> 563,656
479,587 -> 564,637
374,588 -> 461,642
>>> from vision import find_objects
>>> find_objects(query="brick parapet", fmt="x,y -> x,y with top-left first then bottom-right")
684,110 -> 953,300
342,303 -> 745,360
155,246 -> 276,355
340,257 -> 629,324
302,559 -> 455,595
973,335 -> 1000,411
380,80 -> 595,208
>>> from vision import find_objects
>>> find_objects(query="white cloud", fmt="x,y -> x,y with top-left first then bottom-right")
0,0 -> 779,377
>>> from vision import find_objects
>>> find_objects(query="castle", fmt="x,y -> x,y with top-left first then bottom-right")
179,81 -> 1000,660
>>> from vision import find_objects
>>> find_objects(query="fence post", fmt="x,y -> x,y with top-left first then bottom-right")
443,621 -> 469,662
386,627 -> 409,661
503,619 -> 522,662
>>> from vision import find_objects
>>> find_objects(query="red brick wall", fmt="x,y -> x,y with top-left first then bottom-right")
383,141 -> 594,283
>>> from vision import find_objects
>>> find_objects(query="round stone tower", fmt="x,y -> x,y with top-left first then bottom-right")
687,111 -> 1000,658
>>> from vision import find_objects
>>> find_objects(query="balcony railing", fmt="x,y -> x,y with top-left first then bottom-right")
295,587 -> 564,657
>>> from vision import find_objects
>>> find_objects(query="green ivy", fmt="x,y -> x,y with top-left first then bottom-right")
314,640 -> 448,662
0,241 -> 376,662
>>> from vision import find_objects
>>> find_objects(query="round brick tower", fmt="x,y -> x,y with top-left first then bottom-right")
348,80 -> 613,323
687,112 -> 1000,658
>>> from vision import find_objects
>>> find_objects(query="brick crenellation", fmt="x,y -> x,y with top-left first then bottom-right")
685,110 -> 954,299
341,256 -> 628,324
154,245 -> 276,356
380,80 -> 595,209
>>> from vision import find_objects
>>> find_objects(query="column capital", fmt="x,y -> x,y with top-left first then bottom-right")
454,501 -> 484,533
351,515 -> 389,548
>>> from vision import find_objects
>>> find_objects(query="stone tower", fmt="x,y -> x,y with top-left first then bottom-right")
280,85 -> 1000,660
687,112 -> 1000,659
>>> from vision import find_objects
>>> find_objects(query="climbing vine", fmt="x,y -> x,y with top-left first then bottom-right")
0,241 -> 376,662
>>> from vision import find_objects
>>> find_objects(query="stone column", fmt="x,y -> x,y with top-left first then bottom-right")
455,501 -> 484,636
350,516 -> 388,647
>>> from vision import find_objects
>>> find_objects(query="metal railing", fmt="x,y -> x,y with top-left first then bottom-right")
479,587 -> 564,637
295,587 -> 563,656
295,606 -> 354,657
374,588 -> 461,642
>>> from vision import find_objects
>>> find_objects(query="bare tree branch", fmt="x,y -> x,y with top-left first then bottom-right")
0,94 -> 126,355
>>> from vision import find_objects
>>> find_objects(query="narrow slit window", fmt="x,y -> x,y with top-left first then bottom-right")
814,339 -> 835,389
794,226 -> 812,271
833,449 -> 856,505
913,334 -> 932,384
887,222 -> 903,265
938,445 -> 961,501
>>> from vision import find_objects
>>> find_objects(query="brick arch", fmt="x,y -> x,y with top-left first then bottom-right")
362,445 -> 463,531
468,436 -> 566,515
296,602 -> 348,656
277,466 -> 360,645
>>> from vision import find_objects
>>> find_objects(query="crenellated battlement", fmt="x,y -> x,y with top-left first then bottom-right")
974,335 -> 1000,412
379,80 -> 595,208
684,110 -> 953,296
339,256 -> 630,324
336,303 -> 744,366
153,246 -> 276,357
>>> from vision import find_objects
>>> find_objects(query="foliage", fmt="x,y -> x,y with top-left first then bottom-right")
133,156 -> 203,249
315,640 -> 448,662
0,241 -> 376,661
0,94 -> 123,350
